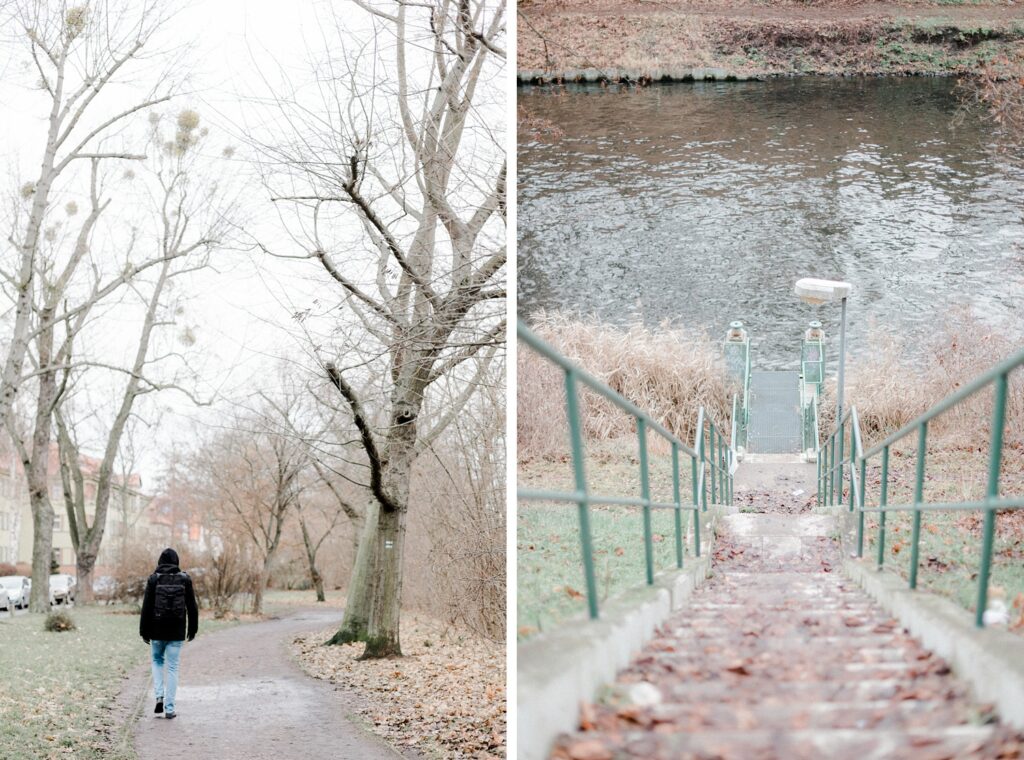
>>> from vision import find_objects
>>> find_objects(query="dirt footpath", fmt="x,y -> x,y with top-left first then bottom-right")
126,608 -> 407,760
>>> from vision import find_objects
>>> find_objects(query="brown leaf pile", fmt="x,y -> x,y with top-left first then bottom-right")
291,617 -> 505,759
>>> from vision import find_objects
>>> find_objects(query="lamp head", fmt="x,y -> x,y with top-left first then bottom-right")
795,278 -> 853,305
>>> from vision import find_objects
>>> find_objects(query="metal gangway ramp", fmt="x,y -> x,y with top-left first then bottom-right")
747,370 -> 802,454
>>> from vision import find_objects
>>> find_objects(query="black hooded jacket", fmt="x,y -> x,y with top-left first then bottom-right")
139,548 -> 199,643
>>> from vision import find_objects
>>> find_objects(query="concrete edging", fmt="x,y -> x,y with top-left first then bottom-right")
843,558 -> 1024,731
517,508 -> 722,760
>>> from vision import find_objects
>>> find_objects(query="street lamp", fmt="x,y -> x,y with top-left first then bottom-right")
795,278 -> 853,496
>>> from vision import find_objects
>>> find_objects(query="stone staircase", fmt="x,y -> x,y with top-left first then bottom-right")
549,491 -> 1024,759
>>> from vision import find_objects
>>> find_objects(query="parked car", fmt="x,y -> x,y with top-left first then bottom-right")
49,574 -> 76,605
0,576 -> 30,609
0,586 -> 10,615
93,576 -> 116,604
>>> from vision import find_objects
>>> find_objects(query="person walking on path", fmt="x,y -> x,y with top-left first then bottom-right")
139,548 -> 199,720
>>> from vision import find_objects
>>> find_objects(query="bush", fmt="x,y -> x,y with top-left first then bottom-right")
112,545 -> 157,604
0,562 -> 18,577
188,543 -> 260,618
44,611 -> 76,632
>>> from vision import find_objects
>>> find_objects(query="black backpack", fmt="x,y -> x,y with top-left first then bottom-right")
153,572 -> 188,621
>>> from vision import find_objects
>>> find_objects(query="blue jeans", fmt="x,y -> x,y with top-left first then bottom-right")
151,640 -> 183,714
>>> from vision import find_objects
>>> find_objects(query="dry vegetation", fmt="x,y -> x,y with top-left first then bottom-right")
518,313 -> 736,462
518,0 -> 1024,78
292,616 -> 505,759
825,311 -> 1024,449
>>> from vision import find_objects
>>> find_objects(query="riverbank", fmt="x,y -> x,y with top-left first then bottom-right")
518,0 -> 1024,81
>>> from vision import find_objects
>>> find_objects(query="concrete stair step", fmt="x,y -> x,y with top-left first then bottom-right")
554,726 -> 997,760
641,643 -> 912,664
629,658 -> 923,682
598,698 -> 974,732
650,677 -> 958,704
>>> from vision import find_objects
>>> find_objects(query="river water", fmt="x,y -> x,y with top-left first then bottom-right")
518,78 -> 1024,369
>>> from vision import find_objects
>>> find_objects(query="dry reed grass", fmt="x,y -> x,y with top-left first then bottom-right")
824,311 -> 1024,450
517,313 -> 736,462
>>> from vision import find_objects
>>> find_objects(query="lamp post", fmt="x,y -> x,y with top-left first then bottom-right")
795,278 -> 853,498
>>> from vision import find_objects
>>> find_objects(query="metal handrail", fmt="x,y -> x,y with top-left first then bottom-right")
818,345 -> 1024,628
517,320 -> 736,621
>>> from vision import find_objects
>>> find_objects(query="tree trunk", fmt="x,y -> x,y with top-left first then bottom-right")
25,309 -> 60,613
359,504 -> 406,659
298,512 -> 325,602
28,489 -> 55,613
253,555 -> 272,616
326,499 -> 377,645
76,556 -> 95,605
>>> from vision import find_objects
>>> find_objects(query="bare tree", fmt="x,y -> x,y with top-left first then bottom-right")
295,488 -> 344,603
53,110 -> 229,604
263,0 -> 506,659
0,0 -> 177,426
196,404 -> 307,615
0,0 -> 182,612
261,389 -> 362,601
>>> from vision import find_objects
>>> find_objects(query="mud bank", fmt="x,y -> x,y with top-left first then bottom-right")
518,1 -> 1024,81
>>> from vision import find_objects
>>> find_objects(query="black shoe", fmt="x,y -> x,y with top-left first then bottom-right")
154,698 -> 164,715
165,711 -> 176,720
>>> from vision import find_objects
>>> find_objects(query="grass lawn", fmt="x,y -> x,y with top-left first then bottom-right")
518,441 -> 703,638
858,444 -> 1024,630
0,603 -> 241,760
0,605 -> 149,760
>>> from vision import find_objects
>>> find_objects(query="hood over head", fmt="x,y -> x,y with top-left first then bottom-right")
157,547 -> 180,569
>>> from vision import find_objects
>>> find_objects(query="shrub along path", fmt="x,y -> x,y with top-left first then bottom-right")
125,607 -> 405,760
551,470 -> 1024,759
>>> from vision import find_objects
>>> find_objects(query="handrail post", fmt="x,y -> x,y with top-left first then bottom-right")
836,415 -> 845,506
565,369 -> 599,619
848,427 -> 856,513
673,442 -> 683,569
717,430 -> 724,504
817,444 -> 822,508
828,432 -> 835,506
909,421 -> 927,590
710,425 -> 717,506
976,372 -> 1008,627
638,417 -> 654,586
691,455 -> 701,558
698,412 -> 708,513
877,445 -> 889,569
693,409 -> 705,555
856,455 -> 866,557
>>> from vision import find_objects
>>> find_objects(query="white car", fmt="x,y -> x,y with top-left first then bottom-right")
49,574 -> 76,605
0,586 -> 10,614
0,576 -> 30,609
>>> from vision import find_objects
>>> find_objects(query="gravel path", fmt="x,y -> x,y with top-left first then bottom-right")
127,607 -> 406,760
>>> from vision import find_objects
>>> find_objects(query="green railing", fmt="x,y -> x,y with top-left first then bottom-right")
518,321 -> 736,620
801,326 -> 825,456
724,322 -> 750,450
819,346 -> 1024,627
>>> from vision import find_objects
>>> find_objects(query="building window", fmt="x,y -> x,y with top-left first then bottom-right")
53,514 -> 62,532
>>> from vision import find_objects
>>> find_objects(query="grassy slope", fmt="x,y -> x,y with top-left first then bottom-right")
859,445 -> 1024,627
519,443 -> 705,637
